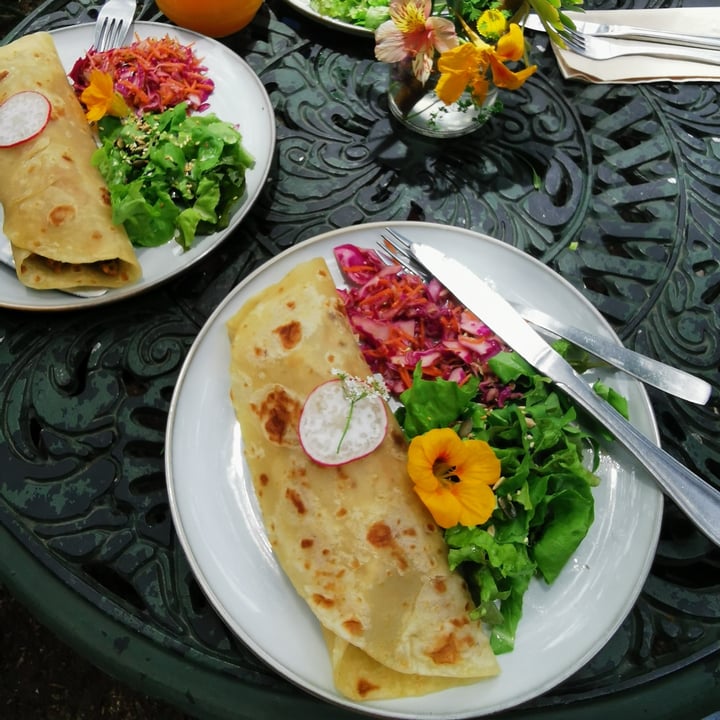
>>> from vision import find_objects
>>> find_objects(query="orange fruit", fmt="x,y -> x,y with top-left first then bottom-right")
156,0 -> 264,38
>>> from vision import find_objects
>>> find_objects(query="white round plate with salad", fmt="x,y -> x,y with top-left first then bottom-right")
0,21 -> 275,312
282,0 -> 379,36
165,221 -> 663,718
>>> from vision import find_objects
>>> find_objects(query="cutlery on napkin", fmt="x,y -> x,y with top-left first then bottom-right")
526,8 -> 720,84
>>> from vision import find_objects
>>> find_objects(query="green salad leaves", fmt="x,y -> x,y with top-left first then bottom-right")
310,0 -> 390,29
397,350 -> 625,654
92,102 -> 255,250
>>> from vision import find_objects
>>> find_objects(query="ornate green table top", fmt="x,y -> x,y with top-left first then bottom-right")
1,1 -> 719,718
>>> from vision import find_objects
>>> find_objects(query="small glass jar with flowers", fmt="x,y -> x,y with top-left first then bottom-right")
374,0 -> 582,138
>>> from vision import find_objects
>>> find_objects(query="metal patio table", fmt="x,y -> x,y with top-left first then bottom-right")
1,0 -> 719,718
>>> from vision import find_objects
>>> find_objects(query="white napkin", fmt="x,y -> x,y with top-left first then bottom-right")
548,8 -> 720,83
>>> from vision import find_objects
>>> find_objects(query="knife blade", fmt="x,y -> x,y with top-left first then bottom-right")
411,241 -> 720,547
524,13 -> 720,52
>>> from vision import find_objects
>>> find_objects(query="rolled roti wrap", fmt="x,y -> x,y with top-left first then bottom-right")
227,257 -> 499,701
0,32 -> 140,290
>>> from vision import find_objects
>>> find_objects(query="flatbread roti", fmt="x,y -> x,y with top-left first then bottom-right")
227,257 -> 499,700
0,32 -> 141,290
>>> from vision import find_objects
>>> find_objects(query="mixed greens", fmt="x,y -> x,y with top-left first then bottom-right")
310,0 -> 390,29
93,103 -> 254,250
399,355 -> 612,653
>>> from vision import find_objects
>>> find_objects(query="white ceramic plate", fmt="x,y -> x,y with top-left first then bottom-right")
0,21 -> 275,311
282,0 -> 375,37
165,221 -> 663,719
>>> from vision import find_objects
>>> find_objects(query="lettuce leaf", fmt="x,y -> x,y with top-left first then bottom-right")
92,102 -> 255,250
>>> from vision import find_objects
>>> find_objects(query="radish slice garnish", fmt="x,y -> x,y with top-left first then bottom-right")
0,91 -> 52,148
298,374 -> 390,466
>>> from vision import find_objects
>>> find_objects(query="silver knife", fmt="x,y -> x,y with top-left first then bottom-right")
524,13 -> 720,51
516,304 -> 711,405
411,241 -> 720,548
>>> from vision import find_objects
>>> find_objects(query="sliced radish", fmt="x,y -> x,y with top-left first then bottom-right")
298,378 -> 388,466
0,91 -> 52,148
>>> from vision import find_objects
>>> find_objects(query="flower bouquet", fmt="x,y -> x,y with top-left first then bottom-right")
374,0 -> 583,137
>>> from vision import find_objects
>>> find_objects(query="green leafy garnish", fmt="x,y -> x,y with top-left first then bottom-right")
92,102 -> 255,250
397,349 -> 619,654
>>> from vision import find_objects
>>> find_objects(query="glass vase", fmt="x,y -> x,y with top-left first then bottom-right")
387,59 -> 499,139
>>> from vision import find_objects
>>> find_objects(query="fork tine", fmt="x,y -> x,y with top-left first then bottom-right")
378,228 -> 431,280
559,27 -> 586,51
94,0 -> 136,52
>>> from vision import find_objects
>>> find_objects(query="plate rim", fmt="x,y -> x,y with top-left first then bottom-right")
165,220 -> 663,718
0,20 -> 275,312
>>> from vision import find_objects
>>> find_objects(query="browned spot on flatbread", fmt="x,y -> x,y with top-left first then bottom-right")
356,678 -> 380,697
433,578 -> 447,594
273,320 -> 302,349
300,538 -> 314,548
285,488 -> 306,514
426,634 -> 460,665
312,593 -> 335,608
367,522 -> 392,547
252,387 -> 300,445
342,619 -> 363,636
49,204 -> 75,226
366,521 -> 408,571
259,473 -> 269,486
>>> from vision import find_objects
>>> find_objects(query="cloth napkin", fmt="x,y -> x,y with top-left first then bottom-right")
546,8 -> 720,83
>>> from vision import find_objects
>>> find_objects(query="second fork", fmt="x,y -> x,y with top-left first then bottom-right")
94,0 -> 137,52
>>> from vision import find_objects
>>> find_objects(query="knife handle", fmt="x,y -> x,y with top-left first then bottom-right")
605,25 -> 720,52
555,366 -> 720,547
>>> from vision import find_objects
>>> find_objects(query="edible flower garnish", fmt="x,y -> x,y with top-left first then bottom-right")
407,427 -> 500,528
332,369 -> 391,452
80,70 -> 130,122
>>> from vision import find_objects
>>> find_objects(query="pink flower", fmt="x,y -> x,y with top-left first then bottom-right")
375,0 -> 458,83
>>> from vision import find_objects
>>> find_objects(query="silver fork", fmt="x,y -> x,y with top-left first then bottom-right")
560,31 -> 720,66
560,20 -> 720,52
378,228 -> 712,404
94,0 -> 137,52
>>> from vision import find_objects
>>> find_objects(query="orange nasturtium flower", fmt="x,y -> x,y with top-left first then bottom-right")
80,69 -> 130,122
407,427 -> 500,529
436,17 -> 537,107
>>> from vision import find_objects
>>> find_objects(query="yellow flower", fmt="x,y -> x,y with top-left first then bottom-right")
407,427 -> 500,529
435,22 -> 537,106
476,8 -> 507,41
80,70 -> 130,122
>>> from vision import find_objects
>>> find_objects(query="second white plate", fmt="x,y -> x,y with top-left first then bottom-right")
0,21 -> 275,311
166,221 -> 663,719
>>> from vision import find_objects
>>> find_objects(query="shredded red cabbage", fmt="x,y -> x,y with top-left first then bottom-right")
334,243 -> 518,406
69,35 -> 215,115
